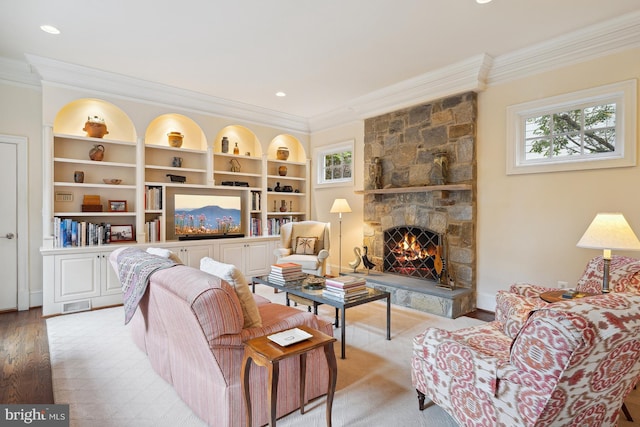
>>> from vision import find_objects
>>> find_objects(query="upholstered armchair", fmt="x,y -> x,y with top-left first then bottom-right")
412,292 -> 640,426
274,221 -> 330,276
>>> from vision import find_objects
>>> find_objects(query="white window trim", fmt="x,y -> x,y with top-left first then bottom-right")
506,79 -> 637,175
314,140 -> 354,187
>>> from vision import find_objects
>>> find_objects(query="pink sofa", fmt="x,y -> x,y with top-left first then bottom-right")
110,248 -> 333,427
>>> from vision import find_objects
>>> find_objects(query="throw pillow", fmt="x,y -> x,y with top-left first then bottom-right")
295,237 -> 317,255
146,247 -> 183,264
200,257 -> 262,328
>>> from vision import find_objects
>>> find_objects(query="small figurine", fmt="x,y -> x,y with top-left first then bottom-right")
348,247 -> 362,272
361,246 -> 376,273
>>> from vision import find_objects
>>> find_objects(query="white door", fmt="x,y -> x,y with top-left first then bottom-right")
0,141 -> 18,310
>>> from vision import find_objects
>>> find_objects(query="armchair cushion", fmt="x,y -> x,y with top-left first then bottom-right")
200,257 -> 262,328
295,236 -> 317,255
146,247 -> 183,264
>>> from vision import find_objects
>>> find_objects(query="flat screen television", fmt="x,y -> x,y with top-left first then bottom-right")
173,194 -> 244,240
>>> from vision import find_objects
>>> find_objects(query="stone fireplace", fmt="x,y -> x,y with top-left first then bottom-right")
356,91 -> 477,318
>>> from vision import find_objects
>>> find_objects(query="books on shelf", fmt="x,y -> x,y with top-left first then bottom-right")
53,217 -> 112,248
145,218 -> 161,242
268,262 -> 306,284
145,186 -> 162,210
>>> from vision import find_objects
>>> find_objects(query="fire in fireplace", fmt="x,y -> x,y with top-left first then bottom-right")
383,226 -> 442,281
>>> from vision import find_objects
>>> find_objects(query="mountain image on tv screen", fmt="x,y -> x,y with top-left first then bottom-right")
174,195 -> 241,235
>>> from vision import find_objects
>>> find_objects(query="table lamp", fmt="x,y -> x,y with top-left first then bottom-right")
576,213 -> 640,293
330,198 -> 352,274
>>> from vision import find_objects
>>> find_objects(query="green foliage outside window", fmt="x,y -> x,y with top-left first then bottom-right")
525,103 -> 616,161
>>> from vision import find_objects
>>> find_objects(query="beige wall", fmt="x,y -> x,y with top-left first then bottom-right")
309,121 -> 364,275
476,47 -> 640,310
0,82 -> 44,306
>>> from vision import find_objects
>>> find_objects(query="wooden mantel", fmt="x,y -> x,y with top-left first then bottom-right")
354,184 -> 472,195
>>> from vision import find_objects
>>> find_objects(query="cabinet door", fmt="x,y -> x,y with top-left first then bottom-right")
54,253 -> 101,302
180,244 -> 214,269
244,241 -> 271,277
101,253 -> 122,296
218,242 -> 245,272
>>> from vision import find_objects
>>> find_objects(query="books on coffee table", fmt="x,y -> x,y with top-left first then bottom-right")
322,275 -> 369,301
268,262 -> 306,284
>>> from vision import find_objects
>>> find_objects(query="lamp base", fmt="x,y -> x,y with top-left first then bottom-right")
602,257 -> 611,294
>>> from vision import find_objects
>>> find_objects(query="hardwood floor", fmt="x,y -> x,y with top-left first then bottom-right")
0,307 -> 53,404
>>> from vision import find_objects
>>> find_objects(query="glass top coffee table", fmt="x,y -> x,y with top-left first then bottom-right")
252,274 -> 391,359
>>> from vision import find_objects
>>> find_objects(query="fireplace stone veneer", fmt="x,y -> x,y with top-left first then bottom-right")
360,92 -> 477,318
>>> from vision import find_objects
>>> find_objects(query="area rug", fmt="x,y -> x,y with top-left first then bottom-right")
47,285 -> 485,426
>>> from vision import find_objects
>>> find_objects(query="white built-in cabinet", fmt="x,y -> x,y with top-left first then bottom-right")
40,98 -> 306,316
43,248 -> 122,316
219,240 -> 272,278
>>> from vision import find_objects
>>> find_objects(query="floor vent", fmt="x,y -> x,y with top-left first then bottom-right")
62,300 -> 91,314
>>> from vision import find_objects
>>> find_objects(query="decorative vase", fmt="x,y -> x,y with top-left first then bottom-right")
279,200 -> 287,212
83,116 -> 108,138
233,142 -> 240,155
167,132 -> 183,148
278,165 -> 288,176
74,171 -> 84,183
430,151 -> 448,185
89,144 -> 105,161
274,182 -> 282,192
221,136 -> 229,153
276,146 -> 290,160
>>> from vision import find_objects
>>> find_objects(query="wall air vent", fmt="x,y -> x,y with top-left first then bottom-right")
62,300 -> 91,314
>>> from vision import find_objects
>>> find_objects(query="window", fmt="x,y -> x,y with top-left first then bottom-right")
506,80 -> 636,174
315,140 -> 354,186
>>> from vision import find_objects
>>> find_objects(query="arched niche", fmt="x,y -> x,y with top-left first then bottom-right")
53,98 -> 136,142
268,134 -> 306,162
145,114 -> 207,150
214,125 -> 262,157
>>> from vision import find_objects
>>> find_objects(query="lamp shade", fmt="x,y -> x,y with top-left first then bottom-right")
576,213 -> 640,251
330,198 -> 352,214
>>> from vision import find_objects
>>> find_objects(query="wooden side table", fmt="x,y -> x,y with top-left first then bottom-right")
241,325 -> 338,427
540,290 -> 597,303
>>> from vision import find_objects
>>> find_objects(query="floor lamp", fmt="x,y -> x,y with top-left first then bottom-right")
330,198 -> 352,275
577,212 -> 640,293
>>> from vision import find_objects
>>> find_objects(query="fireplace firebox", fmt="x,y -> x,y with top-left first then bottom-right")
383,226 -> 443,282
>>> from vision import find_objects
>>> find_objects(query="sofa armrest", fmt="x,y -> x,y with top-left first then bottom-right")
414,327 -> 505,395
274,248 -> 291,258
317,249 -> 329,262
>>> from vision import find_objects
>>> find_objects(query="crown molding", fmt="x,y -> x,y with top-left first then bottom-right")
488,10 -> 640,85
308,54 -> 492,132
0,57 -> 40,88
2,11 -> 638,134
24,54 -> 310,134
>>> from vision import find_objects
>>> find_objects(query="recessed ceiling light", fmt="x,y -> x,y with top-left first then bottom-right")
275,91 -> 286,97
40,25 -> 61,35
476,0 -> 492,3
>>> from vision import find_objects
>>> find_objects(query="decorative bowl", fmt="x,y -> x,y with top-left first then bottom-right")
103,178 -> 122,185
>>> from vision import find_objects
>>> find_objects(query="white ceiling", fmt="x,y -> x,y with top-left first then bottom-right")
1,0 -> 639,126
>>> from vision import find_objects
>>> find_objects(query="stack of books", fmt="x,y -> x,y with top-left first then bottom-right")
268,263 -> 306,285
322,275 -> 369,302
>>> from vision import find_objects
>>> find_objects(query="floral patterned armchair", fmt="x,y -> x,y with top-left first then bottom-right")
411,292 -> 640,426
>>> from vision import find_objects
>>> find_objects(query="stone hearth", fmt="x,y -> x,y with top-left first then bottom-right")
361,92 -> 477,318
